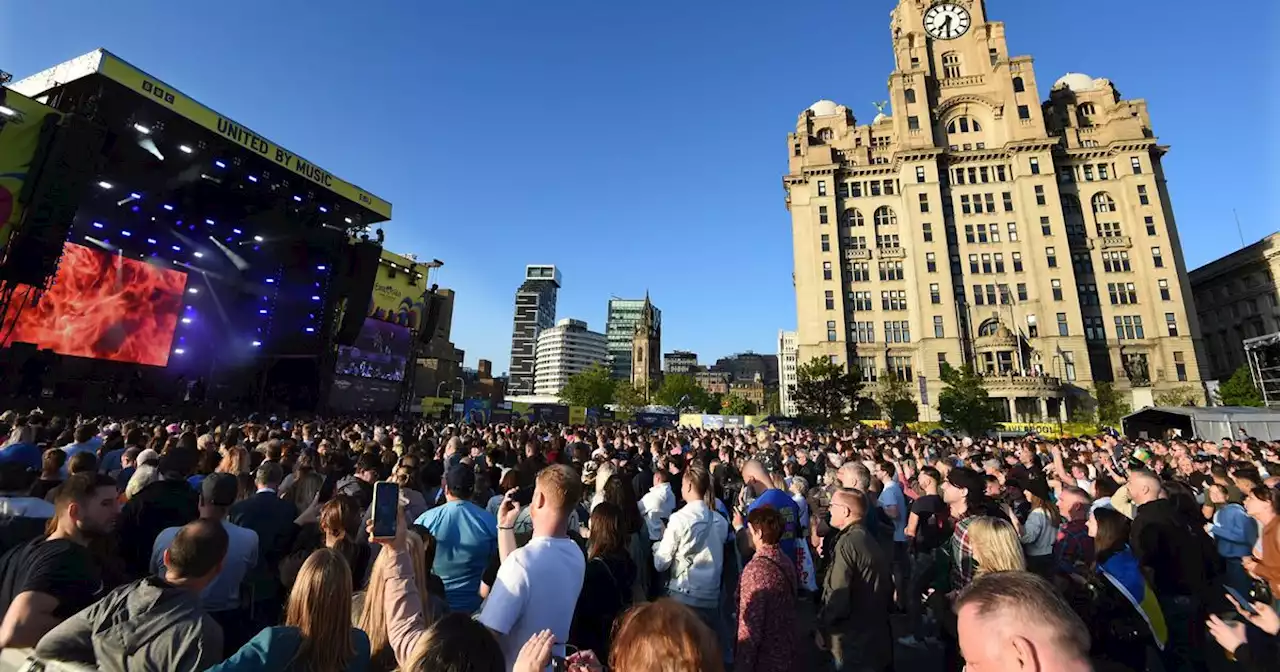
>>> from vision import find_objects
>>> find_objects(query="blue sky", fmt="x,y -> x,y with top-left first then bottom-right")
3,0 -> 1277,375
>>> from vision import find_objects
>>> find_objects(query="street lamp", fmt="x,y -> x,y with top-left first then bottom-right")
436,381 -> 449,398
456,377 -> 465,400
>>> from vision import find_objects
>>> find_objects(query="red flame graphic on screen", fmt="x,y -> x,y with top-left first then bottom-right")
1,243 -> 187,366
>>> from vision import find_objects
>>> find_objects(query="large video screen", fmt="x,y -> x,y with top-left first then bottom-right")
328,375 -> 400,413
335,318 -> 410,381
1,242 -> 187,366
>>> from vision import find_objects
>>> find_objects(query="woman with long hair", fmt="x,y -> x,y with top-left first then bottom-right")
213,548 -> 370,671
1243,484 -> 1280,599
570,502 -> 638,660
609,599 -> 724,672
280,453 -> 324,515
282,495 -> 371,590
218,445 -> 251,475
966,516 -> 1026,576
1005,477 -> 1059,577
355,532 -> 441,672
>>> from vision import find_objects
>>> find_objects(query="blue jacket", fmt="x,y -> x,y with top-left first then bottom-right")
1209,502 -> 1258,560
209,626 -> 370,672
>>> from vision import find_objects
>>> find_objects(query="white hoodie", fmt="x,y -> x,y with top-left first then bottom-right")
638,482 -> 676,540
653,501 -> 728,609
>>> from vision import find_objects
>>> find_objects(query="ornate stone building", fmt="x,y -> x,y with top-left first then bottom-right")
784,0 -> 1205,421
1190,233 -> 1280,380
630,294 -> 662,398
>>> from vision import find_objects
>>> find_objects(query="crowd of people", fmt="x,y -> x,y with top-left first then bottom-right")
0,408 -> 1276,671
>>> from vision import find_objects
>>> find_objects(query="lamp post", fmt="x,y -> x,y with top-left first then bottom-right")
436,381 -> 449,398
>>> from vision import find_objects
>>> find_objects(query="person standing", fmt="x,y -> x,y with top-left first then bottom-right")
817,490 -> 893,672
229,462 -> 299,628
569,501 -> 636,662
899,466 -> 949,648
118,448 -> 201,578
414,464 -> 498,614
653,464 -> 730,651
1204,482 -> 1258,597
873,460 -> 908,612
735,506 -> 798,672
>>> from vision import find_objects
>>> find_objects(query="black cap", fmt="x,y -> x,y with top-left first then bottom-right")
201,473 -> 239,507
445,464 -> 475,495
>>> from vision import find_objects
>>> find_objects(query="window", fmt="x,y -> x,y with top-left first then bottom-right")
930,283 -> 941,304
1029,157 -> 1040,175
977,224 -> 989,243
926,253 -> 937,273
852,262 -> 870,282
1072,252 -> 1094,274
990,226 -> 1001,243
1060,351 -> 1076,381
1145,216 -> 1156,236
859,356 -> 879,380
852,321 -> 875,344
981,254 -> 992,274
905,89 -> 917,104
947,116 -> 983,134
1107,282 -> 1138,305
1166,313 -> 1178,336
871,181 -> 881,196
989,47 -> 999,66
980,167 -> 990,183
916,166 -> 926,183
1034,185 -> 1046,206
1152,247 -> 1164,268
879,261 -> 904,281
1078,284 -> 1100,306
889,356 -> 913,381
986,285 -> 998,305
851,182 -> 863,197
1002,192 -> 1014,212
845,209 -> 865,227
1083,165 -> 1094,182
837,182 -> 848,198
922,222 -> 933,242
881,290 -> 907,311
885,321 -> 911,343
1079,103 -> 1097,117
1158,279 -> 1171,301
819,205 -> 829,225
849,236 -> 868,250
823,261 -> 832,280
1046,247 -> 1058,268
1005,222 -> 1017,242
817,128 -> 833,142
827,320 -> 837,342
1051,279 -> 1063,301
984,193 -> 995,213
818,181 -> 827,196
960,195 -> 972,216
820,234 -> 830,252
934,315 -> 945,338
969,254 -> 979,274
1013,76 -> 1025,93
910,55 -> 920,69
1027,313 -> 1038,337
955,168 -> 966,185
1092,193 -> 1117,213
999,284 -> 1013,305
1114,315 -> 1144,340
1102,251 -> 1131,273
994,253 -> 1005,273
1098,164 -> 1109,180
908,116 -> 920,131
825,290 -> 835,310
973,284 -> 984,306
964,223 -> 974,242
1174,351 -> 1187,381
1084,316 -> 1105,341
1017,282 -> 1028,301
942,52 -> 962,79
1097,221 -> 1122,237
1018,105 -> 1030,120
919,193 -> 930,213
874,206 -> 897,228
851,291 -> 873,311
1131,156 -> 1143,174
938,352 -> 949,374
876,234 -> 900,249
1138,185 -> 1150,206
1041,216 -> 1051,236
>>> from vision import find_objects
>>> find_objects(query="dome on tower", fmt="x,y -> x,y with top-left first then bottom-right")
807,100 -> 840,116
1053,73 -> 1100,93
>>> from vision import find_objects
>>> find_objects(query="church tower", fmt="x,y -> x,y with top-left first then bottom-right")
630,293 -> 661,400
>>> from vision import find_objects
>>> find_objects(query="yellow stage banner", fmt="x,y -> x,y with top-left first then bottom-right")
0,92 -> 57,250
420,396 -> 452,415
369,253 -> 428,329
95,53 -> 392,220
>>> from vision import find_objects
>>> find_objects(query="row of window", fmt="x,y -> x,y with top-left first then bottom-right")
828,320 -> 911,343
966,252 -> 1024,274
953,165 -> 1007,185
964,222 -> 1019,243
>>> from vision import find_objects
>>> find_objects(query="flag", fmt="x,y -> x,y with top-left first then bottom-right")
1099,548 -> 1167,650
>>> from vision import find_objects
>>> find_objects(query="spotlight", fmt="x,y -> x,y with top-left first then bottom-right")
205,219 -> 215,225
259,309 -> 268,314
146,238 -> 157,244
293,195 -> 302,202
248,175 -> 258,183
214,160 -> 227,168
251,341 -> 262,347
319,206 -> 328,213
344,217 -> 353,224
179,145 -> 194,154
181,317 -> 192,324
138,137 -> 165,161
253,235 -> 263,242
305,327 -> 315,333
187,287 -> 199,294
163,204 -> 174,211
174,348 -> 186,355
92,222 -> 104,229
311,295 -> 320,301
171,245 -> 181,251
98,181 -> 114,189
232,228 -> 242,234
121,231 -> 132,237
375,228 -> 385,244
0,106 -> 15,117
265,278 -> 275,284
316,265 -> 326,271
194,252 -> 204,258
133,124 -> 151,134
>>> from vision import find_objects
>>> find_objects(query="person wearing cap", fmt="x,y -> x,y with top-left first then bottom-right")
150,472 -> 259,656
413,463 -> 497,613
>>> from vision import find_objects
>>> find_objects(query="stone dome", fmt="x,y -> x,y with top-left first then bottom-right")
807,100 -> 840,117
1053,72 -> 1099,93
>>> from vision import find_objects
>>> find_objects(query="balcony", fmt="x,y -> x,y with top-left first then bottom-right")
1087,235 -> 1132,250
979,372 -> 1065,396
844,249 -> 872,260
878,247 -> 907,259
941,74 -> 985,89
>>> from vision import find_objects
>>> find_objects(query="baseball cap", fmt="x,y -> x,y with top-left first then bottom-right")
201,473 -> 239,507
445,464 -> 475,494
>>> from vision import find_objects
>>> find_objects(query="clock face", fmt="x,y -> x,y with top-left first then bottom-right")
924,2 -> 971,40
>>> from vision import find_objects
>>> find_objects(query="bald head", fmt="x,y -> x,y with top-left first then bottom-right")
1127,470 -> 1164,506
956,572 -> 1091,672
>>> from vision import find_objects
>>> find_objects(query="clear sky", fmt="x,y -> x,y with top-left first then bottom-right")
3,0 -> 1277,375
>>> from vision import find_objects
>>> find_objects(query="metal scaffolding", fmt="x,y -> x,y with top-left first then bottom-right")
1244,332 -> 1280,407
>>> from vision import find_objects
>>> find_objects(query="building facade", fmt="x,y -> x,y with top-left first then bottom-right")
779,330 -> 800,416
606,295 -> 662,381
785,0 -> 1205,421
695,370 -> 731,396
534,318 -> 609,396
730,379 -> 767,410
1190,233 -> 1280,381
507,265 -> 561,396
711,352 -> 780,386
664,351 -> 699,375
631,296 -> 662,395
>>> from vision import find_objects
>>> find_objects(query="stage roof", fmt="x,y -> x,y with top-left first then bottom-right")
10,49 -> 391,223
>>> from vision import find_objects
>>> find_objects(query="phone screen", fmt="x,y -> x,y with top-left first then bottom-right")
371,482 -> 400,539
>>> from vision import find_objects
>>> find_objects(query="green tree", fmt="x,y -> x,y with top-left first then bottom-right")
937,364 -> 1000,437
702,392 -> 725,414
612,382 -> 647,413
1094,381 -> 1130,426
1218,365 -> 1264,407
653,374 -> 711,411
559,363 -> 616,409
764,389 -> 781,416
721,394 -> 758,416
1154,385 -> 1201,407
792,356 -> 863,427
874,371 -> 918,426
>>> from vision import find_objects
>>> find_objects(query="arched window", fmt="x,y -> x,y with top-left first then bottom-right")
844,209 -> 865,227
1061,194 -> 1081,214
816,128 -> 834,142
942,52 -> 962,79
978,318 -> 1001,337
904,88 -> 917,104
946,116 -> 983,134
874,206 -> 897,228
1091,193 -> 1117,214
1012,77 -> 1025,93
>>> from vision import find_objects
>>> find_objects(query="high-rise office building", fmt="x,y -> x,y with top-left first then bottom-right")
664,351 -> 699,375
507,265 -> 561,396
606,294 -> 662,381
534,318 -> 608,397
785,0 -> 1205,421
778,330 -> 799,417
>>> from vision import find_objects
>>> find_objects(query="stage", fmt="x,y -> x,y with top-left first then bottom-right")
0,49 -> 414,414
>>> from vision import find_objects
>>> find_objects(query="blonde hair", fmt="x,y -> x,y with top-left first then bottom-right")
539,464 -> 584,515
595,461 -> 616,494
287,548 -> 356,672
217,446 -> 250,475
358,533 -> 430,672
610,599 -> 723,672
968,516 -> 1027,576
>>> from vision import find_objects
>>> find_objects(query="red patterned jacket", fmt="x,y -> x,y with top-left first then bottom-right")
736,543 -> 799,672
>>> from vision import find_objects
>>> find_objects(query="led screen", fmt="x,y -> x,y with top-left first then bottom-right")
334,318 -> 410,381
1,242 -> 187,366
328,375 -> 400,413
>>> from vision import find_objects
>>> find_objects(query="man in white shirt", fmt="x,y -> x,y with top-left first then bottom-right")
638,470 -> 675,541
479,464 -> 585,671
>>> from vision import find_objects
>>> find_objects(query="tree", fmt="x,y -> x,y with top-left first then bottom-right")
874,371 -> 918,426
792,356 -> 863,427
764,389 -> 781,416
1218,365 -> 1264,407
1094,381 -> 1130,426
612,382 -> 647,414
721,394 -> 758,416
559,363 -> 616,409
1154,385 -> 1201,407
702,392 -> 725,414
937,364 -> 1000,437
653,374 -> 711,412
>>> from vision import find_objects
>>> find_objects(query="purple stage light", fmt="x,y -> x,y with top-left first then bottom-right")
171,245 -> 181,251
316,265 -> 326,271
259,309 -> 268,314
215,160 -> 226,168
163,204 -> 174,211
92,222 -> 104,229
293,196 -> 302,202
311,295 -> 320,301
131,206 -> 141,212
121,231 -> 132,237
305,327 -> 315,333
174,348 -> 186,355
248,176 -> 258,183
251,341 -> 261,347
205,219 -> 215,225
146,238 -> 157,244
265,279 -> 275,284
233,228 -> 242,234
